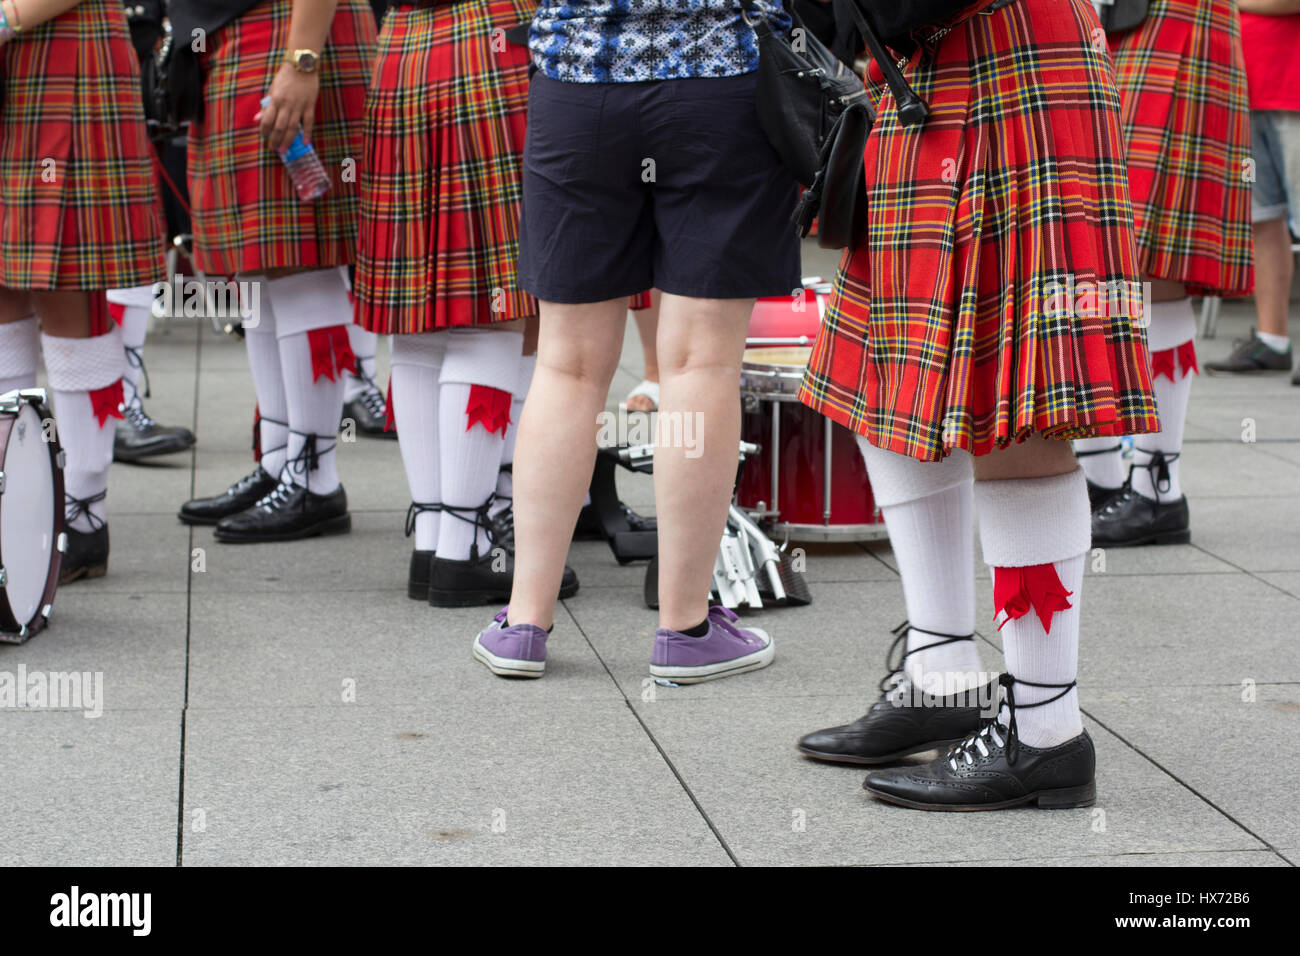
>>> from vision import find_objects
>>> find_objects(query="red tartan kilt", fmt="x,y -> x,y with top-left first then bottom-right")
354,0 -> 535,333
799,0 -> 1159,462
0,0 -> 164,291
1110,0 -> 1253,297
187,0 -> 376,276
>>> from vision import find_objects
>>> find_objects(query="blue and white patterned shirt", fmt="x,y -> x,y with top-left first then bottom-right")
530,0 -> 792,84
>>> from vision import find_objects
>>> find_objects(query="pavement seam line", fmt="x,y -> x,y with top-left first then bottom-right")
560,600 -> 742,867
1080,709 -> 1286,859
176,319 -> 204,867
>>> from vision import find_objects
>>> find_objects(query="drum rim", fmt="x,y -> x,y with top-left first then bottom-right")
0,393 -> 64,639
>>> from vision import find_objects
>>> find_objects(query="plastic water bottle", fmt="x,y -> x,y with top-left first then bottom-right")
260,96 -> 330,202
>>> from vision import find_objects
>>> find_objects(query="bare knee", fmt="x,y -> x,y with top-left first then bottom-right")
973,436 -> 1077,481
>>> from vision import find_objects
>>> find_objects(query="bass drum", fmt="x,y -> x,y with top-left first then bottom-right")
0,390 -> 65,643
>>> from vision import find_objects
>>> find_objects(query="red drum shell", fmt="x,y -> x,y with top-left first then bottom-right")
738,400 -> 885,537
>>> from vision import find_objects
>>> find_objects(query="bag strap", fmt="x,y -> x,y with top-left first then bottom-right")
831,0 -> 928,126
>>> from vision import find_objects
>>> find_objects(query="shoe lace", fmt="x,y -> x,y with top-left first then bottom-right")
283,431 -> 336,495
253,479 -> 297,512
1134,448 -> 1178,502
357,384 -> 385,421
65,491 -> 107,532
1072,442 -> 1121,460
438,497 -> 500,562
404,500 -> 442,537
122,401 -> 156,430
947,672 -> 1076,768
879,620 -> 976,698
123,345 -> 151,402
705,605 -> 759,644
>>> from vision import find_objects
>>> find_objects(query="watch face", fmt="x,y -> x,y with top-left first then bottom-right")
297,52 -> 317,71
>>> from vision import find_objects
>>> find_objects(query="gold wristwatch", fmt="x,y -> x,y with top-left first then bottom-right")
286,49 -> 320,73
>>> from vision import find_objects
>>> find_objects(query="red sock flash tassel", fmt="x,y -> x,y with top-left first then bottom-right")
306,325 -> 358,383
384,379 -> 397,434
993,563 -> 1073,635
465,385 -> 512,436
88,380 -> 125,428
1150,341 -> 1198,382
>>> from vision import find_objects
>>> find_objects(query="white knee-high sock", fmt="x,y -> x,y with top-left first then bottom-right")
858,438 -> 983,694
277,333 -> 343,493
1132,298 -> 1196,502
438,328 -> 523,561
0,316 -> 39,393
975,468 -> 1090,749
108,286 -> 157,410
493,352 -> 535,515
391,333 -> 447,552
345,324 -> 382,403
242,295 -> 288,479
42,329 -> 125,532
1073,436 -> 1127,490
265,270 -> 355,494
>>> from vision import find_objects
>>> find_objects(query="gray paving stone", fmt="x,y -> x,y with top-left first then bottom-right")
0,710 -> 179,866
1180,441 -> 1300,498
631,698 -> 1263,865
1189,495 -> 1300,571
2,592 -> 187,711
186,586 -> 620,709
1084,683 -> 1300,852
180,700 -> 730,865
60,513 -> 191,593
569,581 -> 965,703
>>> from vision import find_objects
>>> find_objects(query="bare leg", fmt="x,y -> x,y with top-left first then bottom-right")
972,434 -> 1078,481
31,291 -> 94,337
626,291 -> 661,412
507,298 -> 627,630
653,294 -> 753,631
0,288 -> 33,325
1253,217 -> 1294,339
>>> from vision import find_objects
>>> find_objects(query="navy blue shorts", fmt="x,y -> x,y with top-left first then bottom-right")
517,71 -> 802,303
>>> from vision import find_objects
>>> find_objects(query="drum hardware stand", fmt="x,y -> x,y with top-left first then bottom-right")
586,445 -> 658,565
640,440 -> 812,611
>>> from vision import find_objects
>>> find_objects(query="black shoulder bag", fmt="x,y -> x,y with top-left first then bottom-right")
1096,0 -> 1150,35
749,4 -> 870,188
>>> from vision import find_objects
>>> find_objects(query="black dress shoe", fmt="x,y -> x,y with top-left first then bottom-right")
1204,329 -> 1293,374
798,622 -> 993,764
114,404 -> 197,463
213,482 -> 351,543
429,552 -> 579,607
60,525 -> 110,584
179,466 -> 279,526
342,387 -> 394,439
408,549 -> 435,601
1086,478 -> 1122,512
863,728 -> 1096,811
1092,484 -> 1190,547
799,680 -> 994,765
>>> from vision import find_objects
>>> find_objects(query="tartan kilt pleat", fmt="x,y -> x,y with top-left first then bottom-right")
0,0 -> 164,291
187,0 -> 376,276
798,0 -> 1160,463
1110,0 -> 1253,297
354,0 -> 536,333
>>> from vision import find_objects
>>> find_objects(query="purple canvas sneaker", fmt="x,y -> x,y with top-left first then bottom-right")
472,607 -> 548,678
650,606 -> 775,684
